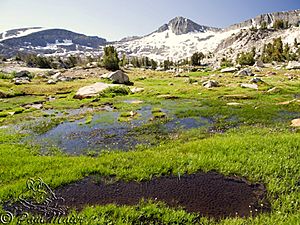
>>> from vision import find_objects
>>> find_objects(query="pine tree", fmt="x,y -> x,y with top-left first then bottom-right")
273,20 -> 285,30
283,43 -> 290,61
150,59 -> 157,70
102,46 -> 120,71
261,37 -> 288,63
294,38 -> 298,48
120,53 -> 127,67
191,52 -> 205,66
272,37 -> 284,62
260,21 -> 268,30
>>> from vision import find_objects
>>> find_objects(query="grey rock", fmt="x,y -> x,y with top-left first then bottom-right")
24,103 -> 43,109
286,61 -> 300,70
74,82 -> 119,99
202,80 -> 219,88
59,76 -> 74,82
130,87 -> 144,94
227,102 -> 242,106
291,118 -> 300,127
47,79 -> 57,84
102,70 -> 130,84
12,77 -> 30,85
253,60 -> 264,68
237,68 -> 254,76
86,62 -> 98,68
50,72 -> 74,82
14,70 -> 31,78
221,67 -> 238,73
250,77 -> 264,83
241,83 -> 258,90
51,72 -> 62,80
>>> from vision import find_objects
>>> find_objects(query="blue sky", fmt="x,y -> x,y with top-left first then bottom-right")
1,0 -> 300,41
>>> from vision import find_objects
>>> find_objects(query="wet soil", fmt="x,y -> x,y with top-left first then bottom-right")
54,171 -> 270,219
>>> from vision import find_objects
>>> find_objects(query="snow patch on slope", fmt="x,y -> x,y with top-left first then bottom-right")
0,27 -> 48,41
115,29 -> 241,61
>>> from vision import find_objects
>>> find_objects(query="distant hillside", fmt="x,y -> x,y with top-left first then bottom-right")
0,28 -> 106,57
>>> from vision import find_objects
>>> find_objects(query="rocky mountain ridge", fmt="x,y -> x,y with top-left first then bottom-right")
226,9 -> 300,31
0,29 -> 106,58
156,16 -> 221,35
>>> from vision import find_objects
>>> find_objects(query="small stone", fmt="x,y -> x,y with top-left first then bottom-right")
227,102 -> 242,106
266,71 -> 276,76
221,67 -> 238,73
277,99 -> 297,105
241,83 -> 258,90
157,94 -> 179,99
202,80 -> 219,88
130,87 -> 144,94
130,100 -> 143,104
286,61 -> 300,70
250,77 -> 264,83
24,103 -> 43,109
47,79 -> 57,84
13,78 -> 30,85
237,68 -> 254,76
291,118 -> 300,127
267,87 -> 280,93
253,60 -> 264,68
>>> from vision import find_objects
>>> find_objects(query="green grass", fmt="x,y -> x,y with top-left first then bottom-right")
99,86 -> 131,98
0,72 -> 14,79
0,126 -> 299,224
185,71 -> 212,77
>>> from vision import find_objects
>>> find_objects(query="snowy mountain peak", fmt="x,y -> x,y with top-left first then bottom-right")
157,16 -> 221,35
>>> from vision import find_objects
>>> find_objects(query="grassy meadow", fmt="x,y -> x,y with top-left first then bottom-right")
0,67 -> 299,224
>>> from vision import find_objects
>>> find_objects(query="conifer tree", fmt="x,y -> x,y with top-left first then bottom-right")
102,46 -> 120,71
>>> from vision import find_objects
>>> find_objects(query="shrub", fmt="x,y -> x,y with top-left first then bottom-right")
236,48 -> 255,66
99,86 -> 130,98
0,72 -> 14,79
220,58 -> 233,68
273,19 -> 289,30
260,21 -> 268,30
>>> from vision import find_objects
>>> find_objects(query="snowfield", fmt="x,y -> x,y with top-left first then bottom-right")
114,28 -> 242,61
0,27 -> 49,41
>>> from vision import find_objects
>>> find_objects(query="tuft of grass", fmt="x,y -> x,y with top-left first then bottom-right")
99,86 -> 131,98
151,107 -> 167,119
84,115 -> 93,124
0,72 -> 14,79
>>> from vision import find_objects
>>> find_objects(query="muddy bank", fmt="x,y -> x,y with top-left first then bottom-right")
55,171 -> 270,219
